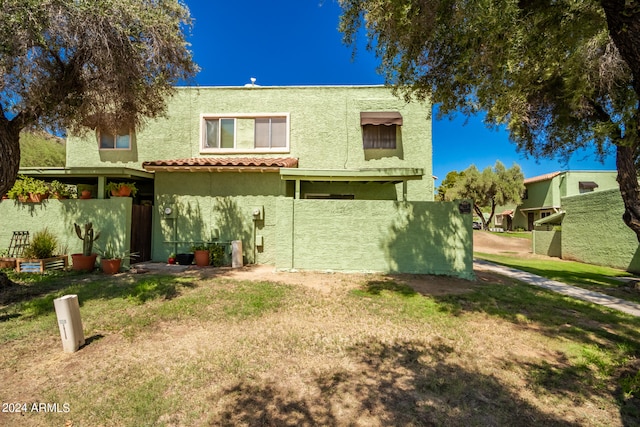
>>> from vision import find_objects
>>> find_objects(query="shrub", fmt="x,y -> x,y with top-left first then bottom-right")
23,228 -> 58,259
208,243 -> 226,266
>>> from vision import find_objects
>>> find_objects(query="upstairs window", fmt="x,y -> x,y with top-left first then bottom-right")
255,117 -> 287,148
360,112 -> 402,149
201,114 -> 289,152
204,118 -> 235,149
99,128 -> 131,150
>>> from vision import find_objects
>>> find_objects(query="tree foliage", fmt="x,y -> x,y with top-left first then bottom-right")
436,170 -> 464,201
0,0 -> 198,195
445,161 -> 524,229
339,0 -> 640,240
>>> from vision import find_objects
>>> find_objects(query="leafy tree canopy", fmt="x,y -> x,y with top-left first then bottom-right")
445,161 -> 525,229
436,170 -> 464,201
0,0 -> 198,195
339,0 -> 640,240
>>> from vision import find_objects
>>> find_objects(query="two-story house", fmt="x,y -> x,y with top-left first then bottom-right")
513,170 -> 618,231
1,85 -> 473,278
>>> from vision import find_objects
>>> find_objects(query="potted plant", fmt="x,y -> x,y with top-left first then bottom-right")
22,176 -> 50,202
76,184 -> 94,199
191,243 -> 210,267
168,252 -> 176,265
7,177 -> 29,202
71,222 -> 100,271
50,180 -> 76,199
97,243 -> 123,275
106,182 -> 138,197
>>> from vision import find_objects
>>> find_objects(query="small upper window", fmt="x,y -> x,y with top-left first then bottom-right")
100,128 -> 131,150
362,125 -> 397,149
360,112 -> 402,149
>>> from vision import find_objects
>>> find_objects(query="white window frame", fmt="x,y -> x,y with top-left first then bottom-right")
200,113 -> 290,154
99,129 -> 132,150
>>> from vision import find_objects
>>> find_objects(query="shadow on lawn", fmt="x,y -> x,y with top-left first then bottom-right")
207,339 -> 580,426
432,282 -> 640,426
356,276 -> 640,424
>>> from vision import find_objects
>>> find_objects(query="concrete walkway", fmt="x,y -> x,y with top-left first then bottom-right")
474,259 -> 640,317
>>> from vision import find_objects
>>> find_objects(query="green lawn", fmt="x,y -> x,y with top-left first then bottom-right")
475,252 -> 640,304
0,268 -> 639,426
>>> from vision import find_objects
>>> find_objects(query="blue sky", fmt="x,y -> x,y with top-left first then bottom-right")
183,0 -> 617,183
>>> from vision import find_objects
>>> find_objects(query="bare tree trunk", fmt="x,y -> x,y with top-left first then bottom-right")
616,144 -> 640,242
0,118 -> 22,197
601,0 -> 640,242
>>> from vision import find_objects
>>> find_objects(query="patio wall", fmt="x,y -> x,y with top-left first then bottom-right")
0,198 -> 132,263
275,199 -> 474,279
532,229 -> 562,257
561,189 -> 640,273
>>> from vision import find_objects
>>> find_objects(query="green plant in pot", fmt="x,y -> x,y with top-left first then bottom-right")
22,176 -> 50,202
71,222 -> 100,272
191,243 -> 210,267
97,242 -> 124,274
22,228 -> 58,259
7,176 -> 29,202
50,180 -> 76,199
106,182 -> 138,197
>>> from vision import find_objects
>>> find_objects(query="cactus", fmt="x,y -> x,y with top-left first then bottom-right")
74,222 -> 100,256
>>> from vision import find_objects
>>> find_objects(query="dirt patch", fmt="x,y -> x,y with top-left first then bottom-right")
473,231 -> 532,255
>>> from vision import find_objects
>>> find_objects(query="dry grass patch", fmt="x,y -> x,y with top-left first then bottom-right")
0,267 -> 638,426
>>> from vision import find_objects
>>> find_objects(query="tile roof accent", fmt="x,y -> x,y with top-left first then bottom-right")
500,209 -> 514,216
524,171 -> 561,184
142,157 -> 298,172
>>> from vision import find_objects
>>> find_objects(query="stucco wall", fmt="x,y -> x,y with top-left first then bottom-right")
152,171 -> 288,264
533,229 -> 562,257
0,198 -> 132,262
562,189 -> 640,272
275,199 -> 474,279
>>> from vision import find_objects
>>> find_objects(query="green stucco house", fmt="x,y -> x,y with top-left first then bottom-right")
513,170 -> 618,231
1,85 -> 473,278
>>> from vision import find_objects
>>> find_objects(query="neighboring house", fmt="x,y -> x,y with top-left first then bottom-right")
0,85 -> 474,278
514,170 -> 618,231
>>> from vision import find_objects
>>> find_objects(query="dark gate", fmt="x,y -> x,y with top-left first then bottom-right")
131,204 -> 152,262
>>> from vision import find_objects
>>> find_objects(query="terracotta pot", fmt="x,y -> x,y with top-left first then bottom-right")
118,186 -> 132,197
110,189 -> 119,197
17,195 -> 29,203
168,257 -> 176,265
80,190 -> 92,199
101,258 -> 122,275
71,253 -> 98,272
29,192 -> 49,203
194,250 -> 210,267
